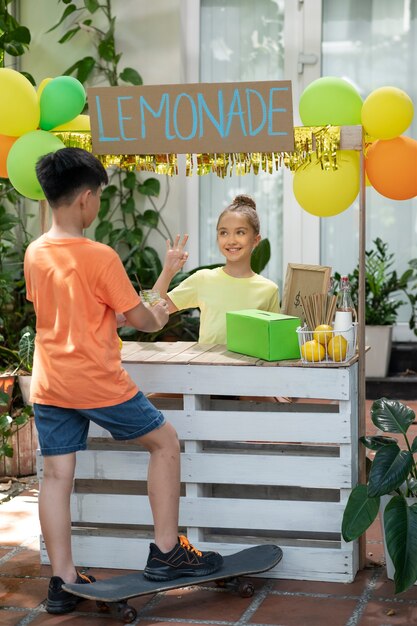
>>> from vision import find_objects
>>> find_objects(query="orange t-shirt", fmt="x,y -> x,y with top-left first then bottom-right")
24,235 -> 141,409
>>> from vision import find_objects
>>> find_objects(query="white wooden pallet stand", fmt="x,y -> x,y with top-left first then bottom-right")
38,341 -> 359,582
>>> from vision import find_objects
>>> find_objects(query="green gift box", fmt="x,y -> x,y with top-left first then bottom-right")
226,309 -> 301,361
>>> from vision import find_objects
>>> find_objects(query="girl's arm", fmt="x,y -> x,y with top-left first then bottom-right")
153,235 -> 189,313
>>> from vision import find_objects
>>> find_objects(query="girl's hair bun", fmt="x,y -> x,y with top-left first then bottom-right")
231,194 -> 256,210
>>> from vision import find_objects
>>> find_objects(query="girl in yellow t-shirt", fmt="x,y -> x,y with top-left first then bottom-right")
153,194 -> 280,344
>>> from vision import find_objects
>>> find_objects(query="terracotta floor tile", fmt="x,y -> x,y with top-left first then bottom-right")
140,581 -> 262,623
1,546 -> 44,577
366,542 -> 386,567
29,613 -> 141,625
373,572 -> 417,601
251,594 -> 358,626
0,611 -> 30,626
0,577 -> 46,609
272,568 -> 373,596
358,600 -> 417,625
0,547 -> 12,558
0,493 -> 40,546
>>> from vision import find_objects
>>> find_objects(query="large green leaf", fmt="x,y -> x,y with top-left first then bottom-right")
138,178 -> 160,197
384,495 -> 417,593
251,238 -> 271,273
84,0 -> 100,12
122,172 -> 137,190
342,484 -> 380,542
360,435 -> 398,451
119,67 -> 143,86
368,444 -> 414,497
371,398 -> 415,435
95,220 -> 113,242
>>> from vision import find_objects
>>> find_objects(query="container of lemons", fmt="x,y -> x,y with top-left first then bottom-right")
297,323 -> 356,364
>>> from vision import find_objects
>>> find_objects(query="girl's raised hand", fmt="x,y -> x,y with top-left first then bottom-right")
164,234 -> 189,274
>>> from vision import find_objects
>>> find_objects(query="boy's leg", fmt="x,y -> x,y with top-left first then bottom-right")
39,452 -> 78,582
133,422 -> 180,553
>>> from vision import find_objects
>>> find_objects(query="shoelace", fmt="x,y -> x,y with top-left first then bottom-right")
77,572 -> 93,583
179,535 -> 202,557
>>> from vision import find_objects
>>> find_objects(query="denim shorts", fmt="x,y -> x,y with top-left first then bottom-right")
34,391 -> 165,456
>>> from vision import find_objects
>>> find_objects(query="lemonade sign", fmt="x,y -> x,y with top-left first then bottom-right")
88,80 -> 294,155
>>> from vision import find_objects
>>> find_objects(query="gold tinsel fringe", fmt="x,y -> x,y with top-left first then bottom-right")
53,126 -> 340,177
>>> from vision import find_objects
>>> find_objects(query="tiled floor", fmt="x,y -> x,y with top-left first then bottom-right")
2,400 -> 417,626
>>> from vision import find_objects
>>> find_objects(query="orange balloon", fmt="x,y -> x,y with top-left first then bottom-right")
366,136 -> 417,200
0,134 -> 17,178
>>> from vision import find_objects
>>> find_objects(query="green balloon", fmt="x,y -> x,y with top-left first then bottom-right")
299,77 -> 363,126
6,130 -> 65,200
39,76 -> 86,131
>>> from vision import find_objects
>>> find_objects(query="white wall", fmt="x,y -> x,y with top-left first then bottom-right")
19,0 -> 185,254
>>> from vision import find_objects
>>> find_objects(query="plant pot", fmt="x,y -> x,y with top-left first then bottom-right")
365,325 -> 393,378
0,414 -> 38,478
0,374 -> 15,410
380,494 -> 417,584
17,375 -> 32,406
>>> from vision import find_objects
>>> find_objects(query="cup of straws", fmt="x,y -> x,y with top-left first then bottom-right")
301,293 -> 337,331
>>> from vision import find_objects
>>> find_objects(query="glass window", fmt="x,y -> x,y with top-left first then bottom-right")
199,0 -> 285,288
321,0 -> 417,324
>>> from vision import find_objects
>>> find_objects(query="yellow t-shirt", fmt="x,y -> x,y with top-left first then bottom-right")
24,235 -> 140,409
169,267 -> 279,344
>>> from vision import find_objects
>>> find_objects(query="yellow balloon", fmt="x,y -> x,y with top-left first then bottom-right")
361,87 -> 414,140
37,77 -> 53,101
52,114 -> 91,132
0,68 -> 40,136
293,151 -> 360,217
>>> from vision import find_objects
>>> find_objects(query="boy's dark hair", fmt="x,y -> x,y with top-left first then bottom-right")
36,147 -> 108,207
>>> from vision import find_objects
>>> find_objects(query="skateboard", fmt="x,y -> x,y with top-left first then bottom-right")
63,544 -> 283,624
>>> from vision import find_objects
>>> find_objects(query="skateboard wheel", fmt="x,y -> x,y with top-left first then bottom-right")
238,582 -> 255,598
122,605 -> 137,623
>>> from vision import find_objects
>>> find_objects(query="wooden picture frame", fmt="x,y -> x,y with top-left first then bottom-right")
281,263 -> 332,320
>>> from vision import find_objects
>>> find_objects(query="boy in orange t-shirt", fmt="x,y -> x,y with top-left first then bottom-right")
25,148 -> 222,614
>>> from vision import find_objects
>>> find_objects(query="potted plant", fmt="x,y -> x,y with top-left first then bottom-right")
336,238 -> 416,378
0,390 -> 30,460
16,327 -> 35,405
342,397 -> 417,593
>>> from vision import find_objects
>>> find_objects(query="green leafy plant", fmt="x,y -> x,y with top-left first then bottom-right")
0,185 -> 36,371
0,0 -> 34,83
335,237 -> 417,327
0,2 -> 36,371
17,327 -> 35,374
342,398 -> 417,594
49,0 -> 175,291
0,390 -> 31,460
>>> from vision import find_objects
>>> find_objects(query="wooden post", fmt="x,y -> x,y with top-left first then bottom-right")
339,126 -> 366,568
357,130 -> 367,567
39,199 -> 49,234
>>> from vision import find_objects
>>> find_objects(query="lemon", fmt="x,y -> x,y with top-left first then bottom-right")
327,335 -> 348,362
313,324 -> 333,346
301,339 -> 326,362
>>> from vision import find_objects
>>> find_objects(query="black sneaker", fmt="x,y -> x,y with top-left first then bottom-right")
143,535 -> 223,581
46,572 -> 96,614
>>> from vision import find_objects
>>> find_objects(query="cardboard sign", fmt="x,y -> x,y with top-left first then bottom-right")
88,80 -> 294,155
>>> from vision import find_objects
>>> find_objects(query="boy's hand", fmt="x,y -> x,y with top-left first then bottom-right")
163,235 -> 189,276
151,298 -> 170,328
